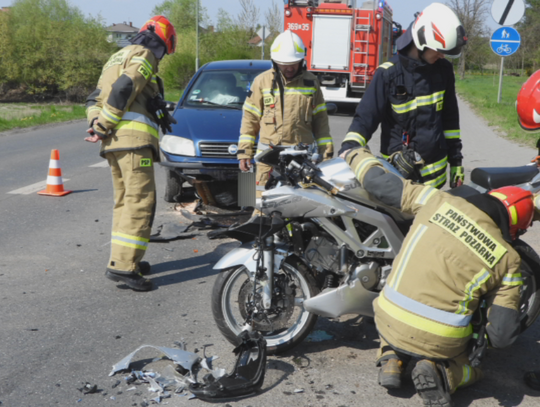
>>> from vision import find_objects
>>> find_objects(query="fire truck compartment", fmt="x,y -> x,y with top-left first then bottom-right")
312,15 -> 352,70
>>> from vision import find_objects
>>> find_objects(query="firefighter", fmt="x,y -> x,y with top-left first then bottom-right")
237,29 -> 333,200
339,3 -> 467,189
516,69 -> 540,391
85,16 -> 177,291
343,146 -> 537,405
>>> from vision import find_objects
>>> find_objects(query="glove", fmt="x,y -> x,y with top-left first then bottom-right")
148,95 -> 178,134
338,140 -> 361,157
468,329 -> 489,368
389,149 -> 424,179
450,166 -> 464,188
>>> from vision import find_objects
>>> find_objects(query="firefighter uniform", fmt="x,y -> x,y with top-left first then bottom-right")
345,147 -> 523,393
343,34 -> 462,189
86,44 -> 162,273
238,67 -> 334,197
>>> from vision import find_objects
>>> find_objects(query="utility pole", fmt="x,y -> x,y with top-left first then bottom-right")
196,0 -> 200,71
261,26 -> 265,60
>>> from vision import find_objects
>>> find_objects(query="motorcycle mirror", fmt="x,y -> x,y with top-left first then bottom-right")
326,103 -> 338,115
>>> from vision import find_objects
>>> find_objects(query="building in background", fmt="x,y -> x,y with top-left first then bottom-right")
105,22 -> 139,47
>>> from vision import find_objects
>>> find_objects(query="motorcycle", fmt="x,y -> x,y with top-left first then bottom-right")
211,145 -> 540,354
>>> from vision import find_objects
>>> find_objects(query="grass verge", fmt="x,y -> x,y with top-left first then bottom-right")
455,74 -> 536,147
0,104 -> 86,132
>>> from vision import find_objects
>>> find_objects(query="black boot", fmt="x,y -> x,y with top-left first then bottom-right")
105,269 -> 153,291
139,261 -> 151,275
378,358 -> 404,389
524,371 -> 540,391
412,360 -> 453,407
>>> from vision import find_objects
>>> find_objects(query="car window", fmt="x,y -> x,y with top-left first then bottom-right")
184,70 -> 265,108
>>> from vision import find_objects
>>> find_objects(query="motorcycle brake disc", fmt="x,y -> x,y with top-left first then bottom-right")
237,276 -> 295,332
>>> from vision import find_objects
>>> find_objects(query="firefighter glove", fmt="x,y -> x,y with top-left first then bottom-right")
148,95 -> 178,134
468,331 -> 489,368
450,166 -> 464,188
389,149 -> 424,179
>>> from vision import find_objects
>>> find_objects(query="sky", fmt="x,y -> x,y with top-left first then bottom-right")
0,0 -> 506,32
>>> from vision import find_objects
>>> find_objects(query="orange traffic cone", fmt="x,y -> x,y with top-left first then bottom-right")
38,149 -> 72,196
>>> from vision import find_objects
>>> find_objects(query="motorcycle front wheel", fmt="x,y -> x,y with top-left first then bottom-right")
514,240 -> 540,332
212,258 -> 319,354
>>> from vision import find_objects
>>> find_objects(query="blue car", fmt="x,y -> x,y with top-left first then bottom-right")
160,59 -> 272,203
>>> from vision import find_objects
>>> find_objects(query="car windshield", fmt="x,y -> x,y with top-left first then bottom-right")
183,69 -> 265,109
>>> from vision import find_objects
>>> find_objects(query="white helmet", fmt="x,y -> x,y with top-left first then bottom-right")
270,30 -> 306,65
412,3 -> 467,58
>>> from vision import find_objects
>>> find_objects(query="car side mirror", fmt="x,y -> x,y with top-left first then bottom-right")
326,103 -> 337,115
165,101 -> 177,111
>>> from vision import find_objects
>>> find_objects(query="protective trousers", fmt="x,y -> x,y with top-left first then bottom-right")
376,337 -> 484,393
106,148 -> 156,272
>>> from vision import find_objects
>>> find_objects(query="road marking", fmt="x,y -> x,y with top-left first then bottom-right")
89,161 -> 109,168
8,179 -> 70,195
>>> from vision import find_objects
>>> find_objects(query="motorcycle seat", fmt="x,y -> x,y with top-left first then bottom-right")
470,166 -> 539,190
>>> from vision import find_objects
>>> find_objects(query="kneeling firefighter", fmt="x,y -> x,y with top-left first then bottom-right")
237,29 -> 334,202
343,147 -> 539,405
85,16 -> 177,291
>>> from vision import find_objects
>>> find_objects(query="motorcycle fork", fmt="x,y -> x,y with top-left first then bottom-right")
260,235 -> 275,309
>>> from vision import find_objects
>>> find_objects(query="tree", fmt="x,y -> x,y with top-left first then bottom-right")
236,0 -> 260,34
264,0 -> 283,35
446,0 -> 490,79
152,0 -> 209,33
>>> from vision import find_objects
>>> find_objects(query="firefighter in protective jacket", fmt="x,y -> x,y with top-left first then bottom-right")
340,3 -> 467,189
238,30 -> 333,198
344,146 -> 537,405
85,16 -> 177,291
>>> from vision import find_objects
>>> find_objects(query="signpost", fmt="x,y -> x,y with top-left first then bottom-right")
489,0 -> 525,104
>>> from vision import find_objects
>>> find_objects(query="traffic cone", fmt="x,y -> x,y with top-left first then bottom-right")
38,149 -> 72,196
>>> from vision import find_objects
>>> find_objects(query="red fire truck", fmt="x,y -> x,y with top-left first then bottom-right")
284,0 -> 395,103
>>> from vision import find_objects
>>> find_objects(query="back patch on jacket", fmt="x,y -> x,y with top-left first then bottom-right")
103,49 -> 130,72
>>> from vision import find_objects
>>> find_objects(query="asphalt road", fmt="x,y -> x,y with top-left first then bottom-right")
0,98 -> 539,407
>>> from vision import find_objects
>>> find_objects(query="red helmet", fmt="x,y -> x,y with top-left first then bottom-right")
140,15 -> 177,55
489,186 -> 534,240
516,70 -> 540,131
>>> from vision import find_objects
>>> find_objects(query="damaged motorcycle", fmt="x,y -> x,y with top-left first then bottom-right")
211,145 -> 540,354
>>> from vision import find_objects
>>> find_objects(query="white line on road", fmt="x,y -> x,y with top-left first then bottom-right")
8,179 -> 70,195
89,161 -> 109,168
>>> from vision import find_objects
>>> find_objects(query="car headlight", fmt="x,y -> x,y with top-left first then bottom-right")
161,135 -> 196,157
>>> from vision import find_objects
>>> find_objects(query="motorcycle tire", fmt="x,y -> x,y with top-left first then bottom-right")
212,257 -> 319,354
514,240 -> 540,333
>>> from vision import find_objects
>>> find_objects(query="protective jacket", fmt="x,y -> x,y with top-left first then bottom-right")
238,67 -> 333,160
86,43 -> 162,160
343,29 -> 462,188
345,148 -> 522,360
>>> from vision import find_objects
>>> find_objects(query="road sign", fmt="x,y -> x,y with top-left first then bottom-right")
491,0 -> 525,26
490,27 -> 521,57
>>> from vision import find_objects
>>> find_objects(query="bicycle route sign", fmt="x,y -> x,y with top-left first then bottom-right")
490,26 -> 521,57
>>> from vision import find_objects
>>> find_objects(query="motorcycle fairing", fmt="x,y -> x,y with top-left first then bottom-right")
212,242 -> 287,274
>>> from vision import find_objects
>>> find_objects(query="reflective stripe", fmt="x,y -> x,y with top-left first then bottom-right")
502,272 -> 524,286
379,62 -> 394,69
87,106 -> 101,116
122,112 -> 159,131
239,134 -> 256,144
243,102 -> 262,118
392,91 -> 445,114
423,172 -> 447,188
132,57 -> 153,74
420,156 -> 447,177
390,224 -> 428,289
151,75 -> 158,84
444,129 -> 461,139
102,106 -> 121,124
262,89 -> 280,95
384,285 -> 473,327
115,120 -> 159,138
353,156 -> 379,181
415,186 -> 438,206
344,132 -> 367,146
509,205 -> 519,226
457,268 -> 491,315
316,137 -> 333,146
284,87 -> 317,96
313,103 -> 327,115
378,290 -> 473,338
458,365 -> 472,388
111,232 -> 149,250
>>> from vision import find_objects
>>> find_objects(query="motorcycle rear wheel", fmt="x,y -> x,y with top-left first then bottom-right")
514,240 -> 540,332
212,258 -> 319,354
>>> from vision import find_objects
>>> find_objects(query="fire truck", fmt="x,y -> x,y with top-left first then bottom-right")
284,0 -> 396,103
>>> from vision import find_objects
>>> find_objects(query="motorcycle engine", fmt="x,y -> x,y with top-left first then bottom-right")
304,235 -> 340,273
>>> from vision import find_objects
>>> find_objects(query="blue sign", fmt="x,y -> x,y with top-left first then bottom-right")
490,27 -> 521,56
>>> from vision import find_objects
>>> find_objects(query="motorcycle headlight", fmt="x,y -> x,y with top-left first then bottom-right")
160,135 -> 196,157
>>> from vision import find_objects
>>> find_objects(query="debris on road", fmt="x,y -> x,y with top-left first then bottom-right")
306,330 -> 334,342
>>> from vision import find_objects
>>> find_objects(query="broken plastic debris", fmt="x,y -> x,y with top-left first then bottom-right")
109,345 -> 201,376
78,383 -> 98,395
294,388 -> 305,393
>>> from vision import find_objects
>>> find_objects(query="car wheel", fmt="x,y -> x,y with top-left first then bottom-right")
164,169 -> 183,203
